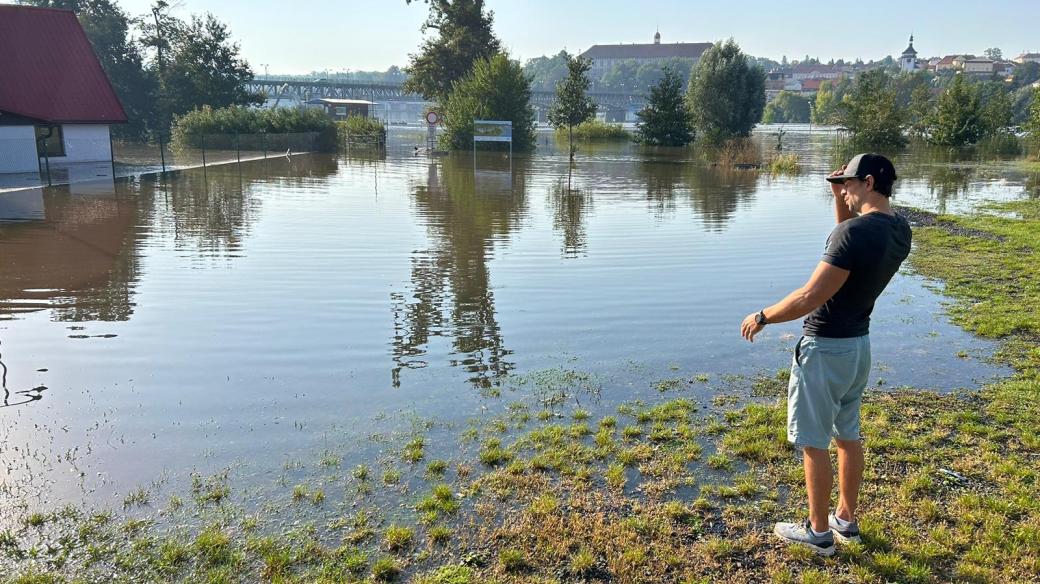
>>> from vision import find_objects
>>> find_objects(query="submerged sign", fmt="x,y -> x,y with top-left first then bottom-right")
473,120 -> 512,143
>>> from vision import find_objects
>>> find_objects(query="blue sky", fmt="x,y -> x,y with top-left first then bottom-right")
112,0 -> 1039,74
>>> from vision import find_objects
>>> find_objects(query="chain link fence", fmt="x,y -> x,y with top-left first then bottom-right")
112,131 -> 324,177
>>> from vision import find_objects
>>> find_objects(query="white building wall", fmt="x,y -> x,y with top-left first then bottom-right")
0,125 -> 40,173
61,124 -> 111,163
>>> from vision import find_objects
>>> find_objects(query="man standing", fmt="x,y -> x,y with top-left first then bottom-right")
739,153 -> 911,556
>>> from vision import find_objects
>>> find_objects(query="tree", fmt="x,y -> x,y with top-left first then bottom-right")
22,0 -> 157,137
929,74 -> 984,146
762,91 -> 811,124
162,13 -> 258,119
441,53 -> 535,151
1025,88 -> 1040,157
908,84 -> 933,137
523,51 -> 571,91
838,69 -> 906,146
981,85 -> 1014,135
403,0 -> 500,101
686,39 -> 765,143
636,67 -> 694,146
547,56 -> 596,161
1012,62 -> 1040,89
983,47 -> 1003,61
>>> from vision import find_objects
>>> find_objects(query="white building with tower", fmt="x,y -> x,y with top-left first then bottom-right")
900,35 -> 918,72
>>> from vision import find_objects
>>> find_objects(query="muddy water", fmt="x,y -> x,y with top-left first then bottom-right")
0,127 -> 1027,512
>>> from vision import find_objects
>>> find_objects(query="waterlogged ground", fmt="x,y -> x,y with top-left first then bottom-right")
1,128 -> 1038,582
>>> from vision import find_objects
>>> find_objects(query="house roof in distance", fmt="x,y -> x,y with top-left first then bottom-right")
580,42 -> 713,61
0,5 -> 127,124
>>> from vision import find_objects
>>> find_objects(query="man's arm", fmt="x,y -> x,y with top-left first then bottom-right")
741,261 -> 850,341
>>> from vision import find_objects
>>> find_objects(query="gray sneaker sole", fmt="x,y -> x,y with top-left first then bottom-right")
773,524 -> 836,557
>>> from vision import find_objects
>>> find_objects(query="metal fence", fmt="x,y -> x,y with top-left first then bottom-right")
111,131 -> 324,178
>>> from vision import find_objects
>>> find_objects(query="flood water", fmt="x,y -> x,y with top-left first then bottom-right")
0,126 -> 1031,512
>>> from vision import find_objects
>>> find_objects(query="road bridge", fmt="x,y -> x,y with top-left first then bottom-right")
247,78 -> 646,112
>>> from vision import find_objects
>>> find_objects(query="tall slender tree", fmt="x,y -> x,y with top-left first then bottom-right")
929,74 -> 984,146
403,0 -> 500,102
548,56 -> 596,161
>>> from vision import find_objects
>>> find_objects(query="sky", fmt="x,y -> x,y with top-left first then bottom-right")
108,0 -> 1040,74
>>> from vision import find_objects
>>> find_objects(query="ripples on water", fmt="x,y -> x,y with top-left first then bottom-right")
0,127 -> 1029,508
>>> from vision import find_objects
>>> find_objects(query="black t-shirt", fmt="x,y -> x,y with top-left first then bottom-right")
803,211 -> 912,338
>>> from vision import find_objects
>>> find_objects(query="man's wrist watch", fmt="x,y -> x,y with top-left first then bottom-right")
755,310 -> 768,326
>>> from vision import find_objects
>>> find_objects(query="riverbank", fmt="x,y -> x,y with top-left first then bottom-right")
4,202 -> 1039,583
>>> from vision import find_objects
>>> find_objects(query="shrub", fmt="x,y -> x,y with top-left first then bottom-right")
441,53 -> 536,151
338,115 -> 386,145
555,120 -> 629,141
170,105 -> 337,151
766,153 -> 800,175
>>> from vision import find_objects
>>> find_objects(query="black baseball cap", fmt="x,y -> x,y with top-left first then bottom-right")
826,153 -> 897,185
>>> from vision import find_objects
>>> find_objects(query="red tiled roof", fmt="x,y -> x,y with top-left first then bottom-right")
0,5 -> 127,124
800,79 -> 823,91
580,42 -> 713,61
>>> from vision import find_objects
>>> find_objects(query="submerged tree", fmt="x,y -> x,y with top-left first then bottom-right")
441,53 -> 535,151
839,69 -> 906,147
636,67 -> 694,146
1027,88 -> 1040,157
403,0 -> 501,102
762,91 -> 811,124
548,56 -> 596,161
929,74 -> 984,147
686,39 -> 765,143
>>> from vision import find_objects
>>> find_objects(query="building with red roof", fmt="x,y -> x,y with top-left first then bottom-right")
579,31 -> 713,78
0,5 -> 127,174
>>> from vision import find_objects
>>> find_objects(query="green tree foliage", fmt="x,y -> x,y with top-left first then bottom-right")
441,53 -> 535,151
523,51 -> 572,91
983,47 -> 1003,61
170,106 -> 336,150
1026,88 -> 1040,156
547,56 -> 596,160
22,0 -> 157,137
908,84 -> 934,137
403,0 -> 500,101
1012,62 -> 1040,89
161,14 -> 258,120
761,91 -> 811,124
813,78 -> 851,124
636,67 -> 694,146
980,85 -> 1014,135
599,57 -> 695,92
929,74 -> 985,146
686,39 -> 765,143
838,69 -> 906,146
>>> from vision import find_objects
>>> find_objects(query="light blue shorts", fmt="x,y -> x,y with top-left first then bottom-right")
787,334 -> 871,450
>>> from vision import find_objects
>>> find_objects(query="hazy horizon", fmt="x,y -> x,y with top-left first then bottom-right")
25,0 -> 1040,74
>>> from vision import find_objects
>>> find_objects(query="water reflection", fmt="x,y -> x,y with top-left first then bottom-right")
548,177 -> 592,258
391,153 -> 529,389
0,186 -> 142,322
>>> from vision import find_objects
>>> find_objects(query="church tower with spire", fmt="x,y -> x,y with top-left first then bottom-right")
900,35 -> 918,72
654,29 -> 661,45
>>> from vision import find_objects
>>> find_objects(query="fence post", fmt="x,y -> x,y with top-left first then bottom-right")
236,132 -> 241,164
158,133 -> 167,175
262,130 -> 267,160
200,133 -> 207,169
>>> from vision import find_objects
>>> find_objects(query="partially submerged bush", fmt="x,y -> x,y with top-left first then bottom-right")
555,120 -> 629,141
170,105 -> 337,152
766,153 -> 800,175
338,115 -> 387,145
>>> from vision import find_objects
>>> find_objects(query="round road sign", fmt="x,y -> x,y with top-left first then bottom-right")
426,111 -> 440,125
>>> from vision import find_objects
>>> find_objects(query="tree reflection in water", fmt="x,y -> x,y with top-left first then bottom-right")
391,153 -> 529,390
548,176 -> 592,258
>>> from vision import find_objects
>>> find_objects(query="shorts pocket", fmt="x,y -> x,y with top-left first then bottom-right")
793,336 -> 805,367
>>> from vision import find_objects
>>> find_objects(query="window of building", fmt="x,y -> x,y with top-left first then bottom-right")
35,125 -> 65,157
335,106 -> 347,116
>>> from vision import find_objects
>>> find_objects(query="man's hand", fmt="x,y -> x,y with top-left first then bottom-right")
741,312 -> 764,343
828,165 -> 847,198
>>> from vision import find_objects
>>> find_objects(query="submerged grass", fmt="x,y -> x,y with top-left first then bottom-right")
5,202 -> 1040,582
